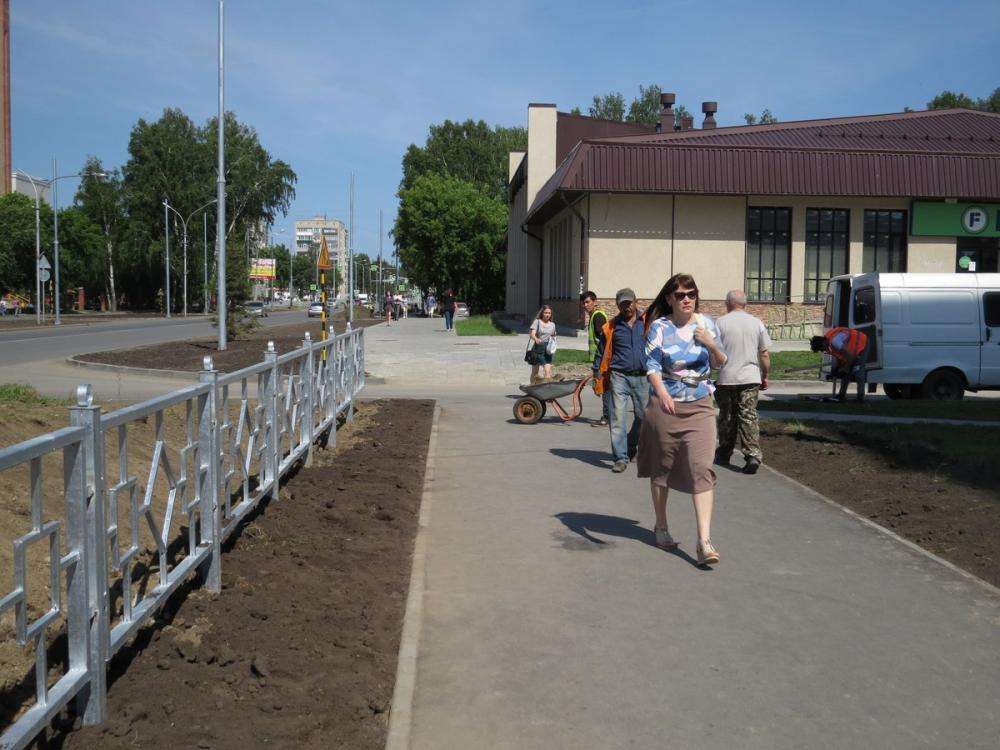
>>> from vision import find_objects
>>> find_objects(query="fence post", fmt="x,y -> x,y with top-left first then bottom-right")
301,332 -> 315,466
198,356 -> 221,593
263,341 -> 279,499
358,328 -> 366,392
324,324 -> 337,449
69,384 -> 106,725
346,322 -> 355,422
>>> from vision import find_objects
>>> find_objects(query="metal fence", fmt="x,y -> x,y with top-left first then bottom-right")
0,325 -> 365,750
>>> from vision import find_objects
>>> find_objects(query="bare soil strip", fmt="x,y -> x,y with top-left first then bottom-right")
35,398 -> 433,749
76,318 -> 381,373
761,420 -> 1000,587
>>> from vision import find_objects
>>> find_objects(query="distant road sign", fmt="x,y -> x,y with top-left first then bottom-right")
38,256 -> 51,270
39,268 -> 51,282
317,236 -> 333,270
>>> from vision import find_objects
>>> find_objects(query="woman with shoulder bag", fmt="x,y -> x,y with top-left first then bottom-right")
636,273 -> 728,565
525,305 -> 556,383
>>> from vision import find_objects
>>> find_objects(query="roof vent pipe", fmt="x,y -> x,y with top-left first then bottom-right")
702,101 -> 718,129
659,92 -> 676,133
680,115 -> 694,131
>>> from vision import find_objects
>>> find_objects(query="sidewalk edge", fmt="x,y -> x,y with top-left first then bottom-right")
65,355 -> 199,381
386,402 -> 441,749
761,463 -> 1000,597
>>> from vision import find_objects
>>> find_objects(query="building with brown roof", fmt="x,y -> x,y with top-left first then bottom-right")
505,96 -> 1000,326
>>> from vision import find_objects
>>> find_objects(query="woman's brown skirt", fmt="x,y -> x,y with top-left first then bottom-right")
636,396 -> 716,494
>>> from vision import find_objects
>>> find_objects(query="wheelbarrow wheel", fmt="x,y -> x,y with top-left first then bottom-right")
514,397 -> 545,424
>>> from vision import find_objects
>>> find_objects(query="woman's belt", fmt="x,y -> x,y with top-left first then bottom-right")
662,372 -> 711,388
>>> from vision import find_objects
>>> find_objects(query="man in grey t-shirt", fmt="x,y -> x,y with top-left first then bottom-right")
714,290 -> 772,474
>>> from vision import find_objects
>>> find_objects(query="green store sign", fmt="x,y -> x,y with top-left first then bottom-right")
911,201 -> 1000,238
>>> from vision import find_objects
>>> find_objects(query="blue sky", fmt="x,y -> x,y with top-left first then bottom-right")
12,0 -> 1000,257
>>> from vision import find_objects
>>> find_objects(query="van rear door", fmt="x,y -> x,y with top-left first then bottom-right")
850,274 -> 883,370
982,290 -> 1000,386
822,277 -> 852,378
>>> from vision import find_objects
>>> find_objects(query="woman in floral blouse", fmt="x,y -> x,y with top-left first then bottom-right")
636,273 -> 728,565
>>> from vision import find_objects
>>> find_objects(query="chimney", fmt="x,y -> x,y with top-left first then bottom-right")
659,92 -> 676,134
680,115 -> 694,131
702,101 -> 718,129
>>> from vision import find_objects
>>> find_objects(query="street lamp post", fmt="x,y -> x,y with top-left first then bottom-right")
203,211 -> 209,313
164,198 -> 217,317
13,170 -> 43,324
216,0 -> 228,350
164,200 -> 171,318
50,161 -> 107,325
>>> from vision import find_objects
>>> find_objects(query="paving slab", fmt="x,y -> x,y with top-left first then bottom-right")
384,382 -> 1000,750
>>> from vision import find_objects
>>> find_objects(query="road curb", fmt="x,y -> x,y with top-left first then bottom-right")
64,355 -> 199,381
386,402 -> 440,750
761,463 -> 1000,597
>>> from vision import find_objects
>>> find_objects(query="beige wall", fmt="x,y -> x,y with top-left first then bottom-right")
587,193 -> 672,298
672,195 -> 746,300
526,105 -> 557,209
509,151 -> 525,183
505,182 -> 539,317
909,235 -> 956,272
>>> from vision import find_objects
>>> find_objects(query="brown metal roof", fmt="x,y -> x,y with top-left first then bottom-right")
525,109 -> 1000,226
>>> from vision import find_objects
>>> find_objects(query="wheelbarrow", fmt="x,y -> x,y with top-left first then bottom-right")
513,375 -> 593,424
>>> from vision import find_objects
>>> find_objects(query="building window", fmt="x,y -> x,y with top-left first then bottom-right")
863,210 -> 907,272
804,209 -> 849,303
745,207 -> 791,302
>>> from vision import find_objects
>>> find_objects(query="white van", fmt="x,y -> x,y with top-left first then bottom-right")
822,273 -> 1000,400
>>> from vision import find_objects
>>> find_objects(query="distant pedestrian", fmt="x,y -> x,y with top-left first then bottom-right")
581,291 -> 611,427
637,273 -> 727,566
12,297 -> 19,316
384,291 -> 393,324
526,305 -> 556,383
441,288 -> 456,331
426,293 -> 436,317
0,298 -> 6,317
715,290 -> 772,475
595,288 -> 648,473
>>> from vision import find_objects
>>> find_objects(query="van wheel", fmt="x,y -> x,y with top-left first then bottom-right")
884,384 -> 915,400
920,370 -> 965,401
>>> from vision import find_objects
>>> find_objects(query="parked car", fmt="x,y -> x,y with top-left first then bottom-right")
455,301 -> 470,317
307,301 -> 324,318
245,301 -> 268,317
822,272 -> 1000,400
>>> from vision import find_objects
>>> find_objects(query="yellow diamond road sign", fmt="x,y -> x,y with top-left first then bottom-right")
317,236 -> 333,270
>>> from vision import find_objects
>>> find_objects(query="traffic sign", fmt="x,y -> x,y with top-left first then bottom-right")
309,284 -> 318,291
38,256 -> 51,271
39,268 -> 51,282
317,236 -> 333,270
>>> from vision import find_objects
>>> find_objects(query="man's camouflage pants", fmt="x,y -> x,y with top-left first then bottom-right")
715,384 -> 762,461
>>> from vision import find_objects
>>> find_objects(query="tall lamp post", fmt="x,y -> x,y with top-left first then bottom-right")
164,198 -> 217,316
50,161 -> 107,325
216,0 -> 228,350
13,169 -> 43,324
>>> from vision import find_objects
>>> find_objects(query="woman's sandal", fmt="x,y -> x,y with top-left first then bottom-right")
654,525 -> 679,550
696,539 -> 721,565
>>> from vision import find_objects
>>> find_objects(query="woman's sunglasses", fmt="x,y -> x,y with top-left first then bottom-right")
672,290 -> 698,301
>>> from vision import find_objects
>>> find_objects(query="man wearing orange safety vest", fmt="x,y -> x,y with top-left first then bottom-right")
810,327 -> 869,402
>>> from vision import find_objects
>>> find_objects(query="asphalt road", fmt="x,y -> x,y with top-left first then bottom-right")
0,310 -> 309,366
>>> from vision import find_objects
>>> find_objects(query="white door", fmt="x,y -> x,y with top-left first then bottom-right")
981,291 -> 1000,386
850,275 -> 883,370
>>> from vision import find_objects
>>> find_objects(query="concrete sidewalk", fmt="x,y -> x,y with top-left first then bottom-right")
378,381 -> 1000,749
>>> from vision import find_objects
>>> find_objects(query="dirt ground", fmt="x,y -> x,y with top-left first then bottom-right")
76,318 -> 380,373
11,398 -> 433,749
761,420 -> 1000,588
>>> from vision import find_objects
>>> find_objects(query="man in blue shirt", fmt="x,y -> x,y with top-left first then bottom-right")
595,288 -> 649,473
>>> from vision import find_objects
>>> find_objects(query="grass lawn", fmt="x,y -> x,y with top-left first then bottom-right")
553,349 -> 592,365
0,383 -> 66,406
768,350 -> 822,380
455,315 -> 513,336
759,397 -> 1000,422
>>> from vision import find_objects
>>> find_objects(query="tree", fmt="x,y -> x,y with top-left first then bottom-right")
626,84 -> 662,126
395,174 -> 507,313
0,192 -> 54,297
56,207 -> 106,306
569,106 -> 582,116
927,87 -> 1000,113
589,92 -> 626,121
743,109 -> 778,125
399,119 -> 526,203
75,157 -> 124,310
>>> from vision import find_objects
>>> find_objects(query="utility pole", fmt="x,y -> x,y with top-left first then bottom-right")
52,157 -> 61,325
203,211 -> 209,313
164,199 -> 171,318
348,173 -> 355,324
216,0 -> 227,350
